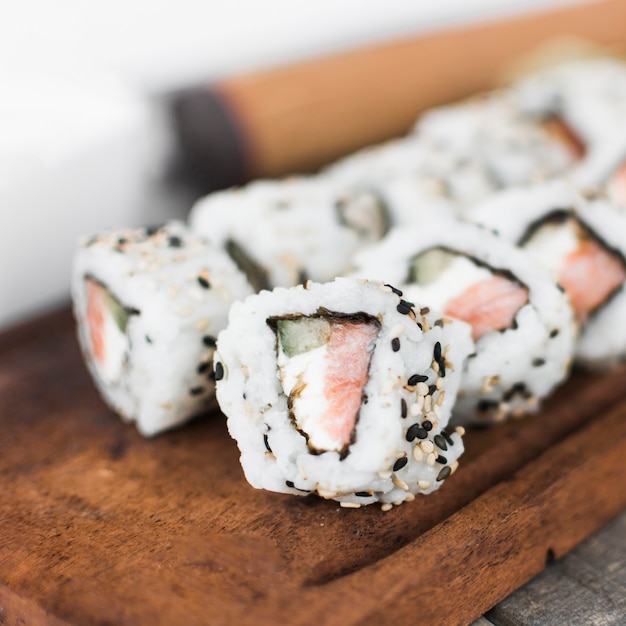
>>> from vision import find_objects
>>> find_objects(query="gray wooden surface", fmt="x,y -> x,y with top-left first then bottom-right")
473,509 -> 626,626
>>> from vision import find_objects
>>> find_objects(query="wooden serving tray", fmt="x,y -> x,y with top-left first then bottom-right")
1,308 -> 625,626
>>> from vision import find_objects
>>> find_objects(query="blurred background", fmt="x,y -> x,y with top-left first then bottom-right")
0,0 -> 596,330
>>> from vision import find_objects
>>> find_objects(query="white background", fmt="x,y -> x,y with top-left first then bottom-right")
0,0 -> 589,329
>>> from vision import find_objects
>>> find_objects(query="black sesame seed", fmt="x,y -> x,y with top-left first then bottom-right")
420,307 -> 430,315
438,360 -> 446,378
145,225 -> 160,236
550,329 -> 560,338
417,322 -> 423,330
442,431 -> 455,446
189,386 -> 205,396
384,284 -> 403,297
117,237 -> 127,245
202,335 -> 217,347
436,466 -> 452,481
285,480 -> 295,488
214,362 -> 224,381
263,433 -> 272,452
436,455 -> 448,465
434,319 -> 444,328
428,384 -> 437,395
355,491 -> 371,497
415,428 -> 428,440
168,235 -> 183,248
393,457 -> 408,472
396,300 -> 413,315
197,361 -> 211,374
408,374 -> 428,386
434,434 -> 448,451
400,398 -> 407,418
477,399 -> 499,412
433,342 -> 442,361
145,335 -> 152,344
532,358 -> 546,367
422,420 -> 433,432
391,337 -> 401,352
197,276 -> 211,289
406,423 -> 421,442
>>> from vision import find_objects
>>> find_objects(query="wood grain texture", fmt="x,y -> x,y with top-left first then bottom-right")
0,308 -> 625,626
213,0 -> 626,178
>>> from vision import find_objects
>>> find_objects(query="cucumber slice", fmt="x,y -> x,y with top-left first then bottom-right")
102,288 -> 132,333
276,317 -> 331,358
409,248 -> 458,285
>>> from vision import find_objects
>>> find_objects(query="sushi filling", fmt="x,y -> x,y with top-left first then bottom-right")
408,248 -> 529,341
270,312 -> 380,454
84,278 -> 137,384
521,212 -> 626,322
335,190 -> 390,244
608,159 -> 626,208
541,115 -> 586,161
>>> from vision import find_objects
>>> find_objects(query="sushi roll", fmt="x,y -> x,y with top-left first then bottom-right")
351,218 -> 577,424
512,58 -> 626,193
470,181 -> 626,369
412,91 -> 577,198
188,175 -> 390,290
72,221 -> 253,435
214,278 -> 473,508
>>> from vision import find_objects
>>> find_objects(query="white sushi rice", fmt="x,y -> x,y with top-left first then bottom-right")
351,217 -> 577,424
188,175 -> 389,289
72,221 -> 253,435
215,277 -> 473,507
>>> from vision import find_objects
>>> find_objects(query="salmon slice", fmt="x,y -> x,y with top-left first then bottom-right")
542,116 -> 586,161
86,278 -> 107,363
559,238 -> 626,322
315,321 -> 380,449
444,275 -> 529,341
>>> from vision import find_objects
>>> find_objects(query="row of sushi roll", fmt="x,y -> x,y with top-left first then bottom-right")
72,56 -> 626,508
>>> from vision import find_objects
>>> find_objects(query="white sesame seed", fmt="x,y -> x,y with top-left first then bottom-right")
455,426 -> 465,436
436,377 -> 445,390
436,391 -> 445,407
196,318 -> 210,331
450,461 -> 459,475
392,475 -> 409,491
381,503 -> 393,512
424,395 -> 432,413
413,446 -> 424,462
417,480 -> 431,490
416,382 -> 429,396
420,440 -> 434,454
378,470 -> 392,480
426,453 -> 436,466
409,402 -> 422,417
175,306 -> 194,317
340,501 -> 361,509
404,492 -> 415,502
389,324 -> 405,339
